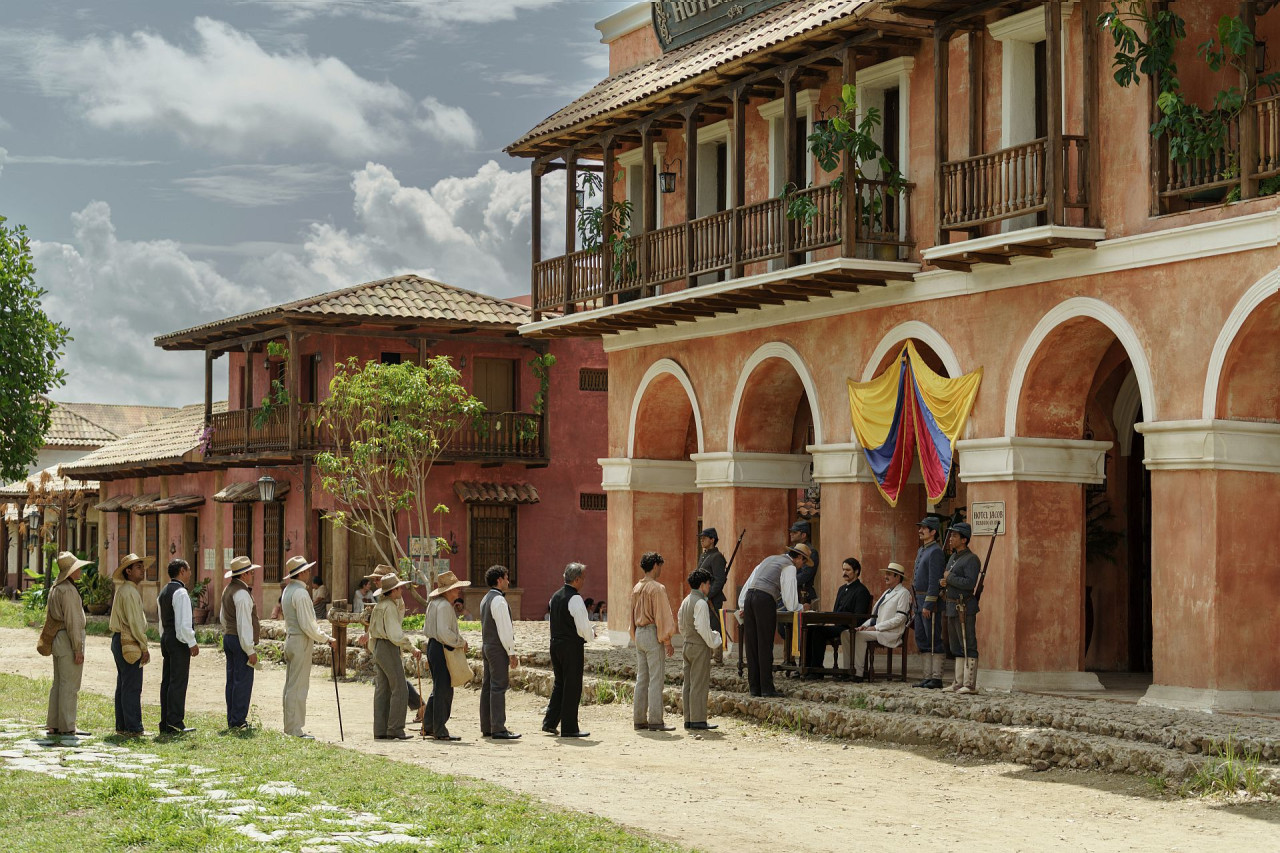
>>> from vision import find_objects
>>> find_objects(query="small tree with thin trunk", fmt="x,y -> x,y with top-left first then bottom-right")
315,356 -> 485,576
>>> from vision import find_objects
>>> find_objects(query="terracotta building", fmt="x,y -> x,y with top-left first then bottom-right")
63,275 -> 608,619
507,0 -> 1280,711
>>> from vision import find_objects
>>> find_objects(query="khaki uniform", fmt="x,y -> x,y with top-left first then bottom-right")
45,581 -> 86,733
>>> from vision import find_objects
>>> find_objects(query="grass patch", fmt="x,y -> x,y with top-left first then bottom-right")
0,600 -> 41,629
1180,734 -> 1267,798
0,672 -> 690,853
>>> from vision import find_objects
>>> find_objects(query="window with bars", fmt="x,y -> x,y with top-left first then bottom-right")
579,493 -> 607,512
233,504 -> 253,562
263,502 -> 284,583
578,367 -> 608,392
117,511 -> 130,559
468,505 -> 517,587
145,515 -> 159,581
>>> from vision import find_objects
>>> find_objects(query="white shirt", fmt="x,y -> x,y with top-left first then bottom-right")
353,588 -> 367,615
692,597 -> 722,650
487,593 -> 516,656
568,593 -> 594,643
232,587 -> 256,655
282,580 -> 331,644
860,582 -> 913,634
737,556 -> 800,613
171,585 -> 197,648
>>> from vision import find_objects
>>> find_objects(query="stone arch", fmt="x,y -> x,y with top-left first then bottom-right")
861,320 -> 964,382
1203,272 -> 1280,419
627,358 -> 705,459
727,342 -> 823,452
1005,297 -> 1157,437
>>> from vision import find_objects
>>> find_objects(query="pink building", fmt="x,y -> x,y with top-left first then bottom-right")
64,275 -> 608,619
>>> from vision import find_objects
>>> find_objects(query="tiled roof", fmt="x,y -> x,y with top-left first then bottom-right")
60,402 -> 227,478
453,481 -> 540,505
214,480 -> 291,503
133,494 -> 206,515
508,0 -> 870,153
0,465 -> 98,499
56,402 -> 177,440
157,274 -> 532,349
44,404 -> 119,447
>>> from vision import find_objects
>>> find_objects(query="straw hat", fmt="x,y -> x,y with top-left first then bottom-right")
53,551 -> 92,587
282,555 -> 316,580
428,570 -> 470,598
785,543 -> 815,568
884,561 -> 907,578
378,573 -> 411,596
113,553 -> 148,581
223,555 -> 260,580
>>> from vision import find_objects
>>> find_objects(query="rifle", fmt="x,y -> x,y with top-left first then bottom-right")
724,529 -> 746,577
972,519 -> 1000,604
722,529 -> 746,677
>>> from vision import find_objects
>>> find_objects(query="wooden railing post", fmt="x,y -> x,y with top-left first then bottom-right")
641,122 -> 656,294
1082,0 -> 1101,226
564,150 -> 577,313
1241,0 -> 1259,199
601,135 -> 616,303
731,84 -> 747,279
841,45 -> 859,259
781,67 -> 799,267
684,103 -> 699,288
530,161 -> 545,320
934,26 -> 952,246
204,348 -> 214,427
286,330 -> 299,452
1045,0 -> 1065,225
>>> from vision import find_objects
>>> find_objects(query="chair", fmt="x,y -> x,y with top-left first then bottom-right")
861,603 -> 913,683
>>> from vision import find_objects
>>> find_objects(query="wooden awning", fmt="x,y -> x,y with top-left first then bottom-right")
213,480 -> 292,503
453,481 -> 540,505
133,494 -> 205,515
94,494 -> 132,512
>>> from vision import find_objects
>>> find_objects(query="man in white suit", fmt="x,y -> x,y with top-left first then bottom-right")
851,562 -> 913,682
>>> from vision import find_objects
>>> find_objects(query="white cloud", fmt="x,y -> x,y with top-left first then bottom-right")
173,163 -> 346,206
0,147 -> 6,180
415,97 -> 481,149
2,153 -> 162,167
238,0 -> 566,27
17,18 -> 417,158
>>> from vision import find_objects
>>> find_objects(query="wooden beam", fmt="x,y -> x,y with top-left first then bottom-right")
684,104 -> 699,290
842,44 -> 860,258
930,258 -> 974,271
204,349 -> 214,426
731,85 -> 747,279
564,149 -> 577,314
934,26 -> 952,246
1002,244 -> 1054,258
1045,0 -> 1065,225
967,251 -> 1013,265
781,66 -> 799,267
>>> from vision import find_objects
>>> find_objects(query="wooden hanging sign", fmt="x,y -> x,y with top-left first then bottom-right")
652,0 -> 791,52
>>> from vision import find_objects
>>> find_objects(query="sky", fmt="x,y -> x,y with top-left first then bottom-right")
0,0 -> 630,406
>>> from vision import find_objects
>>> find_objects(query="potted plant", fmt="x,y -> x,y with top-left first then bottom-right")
76,564 -> 111,616
191,577 -> 211,624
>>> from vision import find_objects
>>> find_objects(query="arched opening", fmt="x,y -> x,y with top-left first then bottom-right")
632,371 -> 700,460
1215,290 -> 1280,421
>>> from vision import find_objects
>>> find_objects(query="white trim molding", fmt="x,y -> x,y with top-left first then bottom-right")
757,88 -> 822,122
599,458 -> 698,493
595,2 -> 652,43
922,225 -> 1105,263
1202,269 -> 1280,418
807,443 -> 876,484
957,437 -> 1112,484
1004,296 -> 1158,435
987,2 -> 1076,42
862,320 -> 964,382
691,452 -> 812,490
626,358 -> 705,458
857,56 -> 915,91
1140,685 -> 1280,713
1135,419 -> 1280,473
727,341 -> 824,451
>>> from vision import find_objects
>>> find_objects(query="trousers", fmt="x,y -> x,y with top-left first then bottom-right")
282,634 -> 312,736
633,625 -> 665,725
111,632 -> 143,733
47,630 -> 82,733
371,638 -> 408,738
742,589 -> 778,696
543,639 -> 584,734
223,634 -> 254,728
947,604 -> 979,659
479,643 -> 510,735
424,639 -> 454,738
682,637 -> 711,723
913,592 -> 947,654
159,635 -> 191,732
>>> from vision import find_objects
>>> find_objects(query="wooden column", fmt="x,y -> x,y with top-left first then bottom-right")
684,104 -> 700,289
242,343 -> 254,412
303,456 -> 314,561
601,135 -> 616,302
1082,0 -> 1102,226
1148,1 -> 1168,215
731,84 -> 747,278
641,122 -> 656,291
563,150 -> 577,314
286,330 -> 299,451
1045,0 -> 1065,226
781,67 -> 799,267
968,31 -> 984,238
530,161 -> 544,321
841,45 -> 860,258
934,27 -> 952,246
1,510 -> 9,588
204,349 -> 214,425
1240,0 -> 1259,199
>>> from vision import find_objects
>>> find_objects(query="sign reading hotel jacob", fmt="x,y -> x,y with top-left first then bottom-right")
652,0 -> 792,52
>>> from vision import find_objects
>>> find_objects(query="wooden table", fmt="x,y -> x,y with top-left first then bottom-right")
781,611 -> 866,679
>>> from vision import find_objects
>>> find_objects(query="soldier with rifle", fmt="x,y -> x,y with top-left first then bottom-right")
940,522 -> 981,694
697,528 -> 729,664
912,517 -> 947,689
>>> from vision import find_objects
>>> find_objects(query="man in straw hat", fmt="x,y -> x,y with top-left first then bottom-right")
220,555 -> 261,729
850,561 -> 914,683
42,552 -> 90,736
368,573 -> 422,740
158,559 -> 199,734
736,544 -> 807,698
360,564 -> 426,722
280,555 -> 338,738
424,569 -> 470,741
109,553 -> 151,736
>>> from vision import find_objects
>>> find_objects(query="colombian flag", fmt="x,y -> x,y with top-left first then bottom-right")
847,341 -> 983,507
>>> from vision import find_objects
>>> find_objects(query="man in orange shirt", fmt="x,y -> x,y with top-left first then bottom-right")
629,552 -> 676,732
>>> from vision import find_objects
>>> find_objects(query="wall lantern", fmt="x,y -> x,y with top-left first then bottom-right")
1259,39 -> 1269,75
812,104 -> 840,135
575,188 -> 586,208
658,157 -> 683,194
257,475 -> 277,503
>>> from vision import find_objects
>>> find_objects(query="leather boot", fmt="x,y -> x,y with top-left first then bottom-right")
949,658 -> 965,691
925,654 -> 945,688
957,658 -> 979,694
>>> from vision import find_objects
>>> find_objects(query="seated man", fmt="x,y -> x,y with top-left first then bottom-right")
850,562 -> 912,682
802,557 -> 872,677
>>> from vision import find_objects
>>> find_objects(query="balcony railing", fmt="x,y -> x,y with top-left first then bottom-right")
941,136 -> 1089,231
1160,93 -> 1280,201
448,412 -> 544,460
532,178 -> 914,312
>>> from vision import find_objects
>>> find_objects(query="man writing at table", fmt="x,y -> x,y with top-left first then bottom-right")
802,557 -> 872,678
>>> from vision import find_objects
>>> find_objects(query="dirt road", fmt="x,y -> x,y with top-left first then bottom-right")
2,628 -> 1274,852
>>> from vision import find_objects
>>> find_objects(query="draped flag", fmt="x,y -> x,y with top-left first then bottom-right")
847,341 -> 983,507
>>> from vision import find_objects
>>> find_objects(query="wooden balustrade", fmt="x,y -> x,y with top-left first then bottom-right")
855,179 -> 913,248
447,412 -> 544,460
792,183 -> 842,252
689,209 -> 734,275
739,197 -> 784,262
1251,93 -> 1280,179
941,138 -> 1048,230
1063,135 -> 1089,209
207,409 -> 248,455
1163,124 -> 1238,197
646,223 -> 686,285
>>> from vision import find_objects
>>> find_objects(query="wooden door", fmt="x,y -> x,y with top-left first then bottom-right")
473,358 -> 516,413
183,515 -> 199,577
468,505 -> 517,586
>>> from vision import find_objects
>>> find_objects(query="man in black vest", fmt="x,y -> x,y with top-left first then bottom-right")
480,564 -> 520,740
158,559 -> 199,734
541,562 -> 595,738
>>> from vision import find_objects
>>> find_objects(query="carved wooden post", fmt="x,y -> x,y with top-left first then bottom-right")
601,135 -> 616,302
641,122 -> 656,293
1149,1 -> 1169,215
204,348 -> 214,426
303,456 -> 314,561
531,161 -> 544,321
684,103 -> 699,289
1241,0 -> 1259,199
781,66 -> 799,267
564,150 -> 577,314
1045,0 -> 1065,226
1082,0 -> 1101,225
934,26 -> 952,246
731,84 -> 747,278
841,45 -> 859,258
286,329 -> 299,451
241,342 -> 254,454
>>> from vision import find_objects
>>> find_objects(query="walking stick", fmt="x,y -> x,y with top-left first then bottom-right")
332,643 -> 345,742
416,655 -> 428,739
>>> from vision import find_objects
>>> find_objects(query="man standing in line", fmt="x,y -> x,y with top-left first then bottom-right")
43,552 -> 89,736
737,544 -> 807,698
542,562 -> 594,738
941,521 -> 982,694
368,573 -> 422,740
802,557 -> 871,677
109,553 -> 150,737
696,528 -> 728,664
311,574 -> 330,619
158,559 -> 199,734
629,552 -> 676,733
912,518 -> 948,689
678,568 -> 721,730
479,564 -> 520,740
850,562 -> 913,682
789,521 -> 820,607
280,555 -> 338,739
220,555 -> 260,730
424,570 -> 470,742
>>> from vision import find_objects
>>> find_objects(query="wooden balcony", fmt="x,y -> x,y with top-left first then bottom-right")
1159,93 -> 1280,204
532,178 -> 914,317
940,136 -> 1090,231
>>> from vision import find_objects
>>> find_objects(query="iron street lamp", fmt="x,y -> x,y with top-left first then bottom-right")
658,156 -> 683,194
257,475 -> 276,503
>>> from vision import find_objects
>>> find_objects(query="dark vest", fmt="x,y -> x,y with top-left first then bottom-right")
480,588 -> 504,649
158,580 -> 183,640
221,577 -> 261,644
549,584 -> 583,644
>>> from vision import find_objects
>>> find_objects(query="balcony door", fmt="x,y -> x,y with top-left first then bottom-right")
473,358 -> 516,414
468,504 -> 517,587
695,119 -> 732,285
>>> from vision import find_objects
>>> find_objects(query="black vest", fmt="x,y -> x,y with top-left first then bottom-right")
158,580 -> 183,640
480,588 -> 504,649
549,584 -> 583,645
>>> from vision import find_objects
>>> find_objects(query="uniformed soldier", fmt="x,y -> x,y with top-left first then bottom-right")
788,521 -> 820,607
940,522 -> 981,694
696,528 -> 727,664
912,517 -> 947,689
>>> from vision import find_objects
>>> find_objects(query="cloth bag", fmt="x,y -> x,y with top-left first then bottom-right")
444,645 -> 472,686
36,617 -> 65,657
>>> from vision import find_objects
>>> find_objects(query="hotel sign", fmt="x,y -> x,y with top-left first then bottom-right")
652,0 -> 792,52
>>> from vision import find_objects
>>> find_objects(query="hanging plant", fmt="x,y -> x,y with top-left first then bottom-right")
529,353 -> 556,416
253,340 -> 292,429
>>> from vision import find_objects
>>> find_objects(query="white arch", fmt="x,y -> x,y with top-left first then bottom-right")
861,320 -> 965,382
1004,297 -> 1158,436
626,358 -> 705,458
727,342 -> 824,452
1202,270 -> 1280,419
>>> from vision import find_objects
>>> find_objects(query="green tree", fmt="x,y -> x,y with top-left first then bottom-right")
0,216 -> 71,483
315,356 -> 485,573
